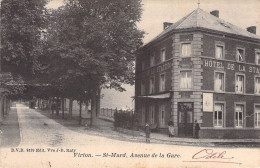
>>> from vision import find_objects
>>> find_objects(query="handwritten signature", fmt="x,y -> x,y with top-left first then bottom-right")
183,148 -> 241,165
192,149 -> 234,159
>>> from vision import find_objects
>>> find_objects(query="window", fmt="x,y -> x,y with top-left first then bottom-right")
160,49 -> 166,62
235,74 -> 245,93
214,103 -> 224,127
159,104 -> 165,126
141,80 -> 145,95
141,61 -> 145,70
181,43 -> 191,57
159,74 -> 165,92
215,45 -> 224,59
235,104 -> 244,127
215,72 -> 224,92
150,55 -> 155,67
141,105 -> 146,124
149,77 -> 155,94
236,48 -> 245,62
150,105 -> 155,124
255,77 -> 260,94
180,71 -> 192,89
255,105 -> 260,127
256,52 -> 260,65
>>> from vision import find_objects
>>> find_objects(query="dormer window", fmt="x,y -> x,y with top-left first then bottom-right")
236,48 -> 245,62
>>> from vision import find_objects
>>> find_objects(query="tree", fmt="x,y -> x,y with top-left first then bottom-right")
1,0 -> 48,78
40,0 -> 144,126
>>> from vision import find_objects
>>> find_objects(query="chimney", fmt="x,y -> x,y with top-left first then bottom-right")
210,10 -> 219,18
163,22 -> 173,30
247,26 -> 256,34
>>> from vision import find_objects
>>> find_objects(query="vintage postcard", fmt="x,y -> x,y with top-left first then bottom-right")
1,0 -> 260,167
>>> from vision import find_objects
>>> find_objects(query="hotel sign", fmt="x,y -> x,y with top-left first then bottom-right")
143,61 -> 172,76
203,59 -> 260,74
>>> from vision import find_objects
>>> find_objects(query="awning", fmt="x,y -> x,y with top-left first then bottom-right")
137,92 -> 171,99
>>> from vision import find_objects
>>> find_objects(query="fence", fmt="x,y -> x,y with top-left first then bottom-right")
99,108 -> 134,121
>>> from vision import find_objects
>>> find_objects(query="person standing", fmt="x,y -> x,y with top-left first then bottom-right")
194,120 -> 200,139
168,121 -> 175,137
145,123 -> 150,143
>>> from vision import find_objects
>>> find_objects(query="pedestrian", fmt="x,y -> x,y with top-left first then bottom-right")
145,123 -> 150,143
168,121 -> 175,137
194,120 -> 200,139
51,103 -> 55,115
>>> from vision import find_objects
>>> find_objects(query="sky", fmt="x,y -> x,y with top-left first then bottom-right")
47,0 -> 260,44
47,0 -> 260,109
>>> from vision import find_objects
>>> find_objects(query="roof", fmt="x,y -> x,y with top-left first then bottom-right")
137,92 -> 171,99
144,8 -> 260,47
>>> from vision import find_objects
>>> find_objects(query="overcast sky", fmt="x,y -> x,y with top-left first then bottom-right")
46,0 -> 260,44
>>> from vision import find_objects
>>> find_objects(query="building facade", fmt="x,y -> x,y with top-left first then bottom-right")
135,8 -> 260,138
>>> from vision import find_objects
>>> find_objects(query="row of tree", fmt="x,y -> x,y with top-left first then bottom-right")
0,0 -> 144,125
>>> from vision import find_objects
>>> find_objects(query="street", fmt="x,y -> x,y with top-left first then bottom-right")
0,103 -> 260,168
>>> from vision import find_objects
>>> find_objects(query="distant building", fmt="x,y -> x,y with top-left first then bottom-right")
135,8 -> 260,138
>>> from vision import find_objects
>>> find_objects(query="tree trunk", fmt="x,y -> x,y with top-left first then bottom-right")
90,93 -> 97,127
50,98 -> 54,115
96,89 -> 101,118
56,98 -> 59,116
69,99 -> 73,119
79,100 -> 82,125
62,98 -> 65,119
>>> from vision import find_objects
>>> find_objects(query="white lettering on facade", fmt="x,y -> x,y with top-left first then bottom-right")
238,65 -> 246,72
204,60 -> 224,69
227,63 -> 235,70
204,59 -> 260,74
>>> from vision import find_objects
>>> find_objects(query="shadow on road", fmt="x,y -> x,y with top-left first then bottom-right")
0,106 -> 21,148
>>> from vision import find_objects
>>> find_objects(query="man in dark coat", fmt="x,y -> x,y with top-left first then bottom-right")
194,120 -> 200,139
145,123 -> 150,143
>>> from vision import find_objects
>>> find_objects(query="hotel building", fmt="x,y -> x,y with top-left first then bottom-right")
135,8 -> 260,138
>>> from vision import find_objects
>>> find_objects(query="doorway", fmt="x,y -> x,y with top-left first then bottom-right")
178,102 -> 193,137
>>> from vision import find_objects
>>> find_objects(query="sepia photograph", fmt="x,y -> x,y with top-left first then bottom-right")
1,0 -> 260,167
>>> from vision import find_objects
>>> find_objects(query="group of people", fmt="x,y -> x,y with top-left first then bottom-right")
144,120 -> 200,143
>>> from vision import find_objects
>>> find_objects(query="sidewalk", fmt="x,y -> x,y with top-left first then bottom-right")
139,132 -> 260,147
0,106 -> 21,148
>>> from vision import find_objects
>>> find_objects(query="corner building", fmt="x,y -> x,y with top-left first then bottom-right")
135,8 -> 260,138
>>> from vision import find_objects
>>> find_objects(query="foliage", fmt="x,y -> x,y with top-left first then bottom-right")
1,0 -> 48,78
39,0 -> 144,102
114,111 -> 136,129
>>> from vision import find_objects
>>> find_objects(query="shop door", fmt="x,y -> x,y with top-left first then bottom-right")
178,102 -> 193,137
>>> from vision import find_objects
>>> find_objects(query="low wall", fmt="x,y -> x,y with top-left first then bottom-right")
200,128 -> 260,139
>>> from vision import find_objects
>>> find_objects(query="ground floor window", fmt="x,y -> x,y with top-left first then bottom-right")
159,104 -> 165,126
255,105 -> 260,127
235,104 -> 244,127
214,103 -> 224,127
150,105 -> 155,124
141,105 -> 146,124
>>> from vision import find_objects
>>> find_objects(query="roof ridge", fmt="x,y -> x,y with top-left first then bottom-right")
175,9 -> 198,28
142,8 -> 260,48
198,9 -> 260,39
